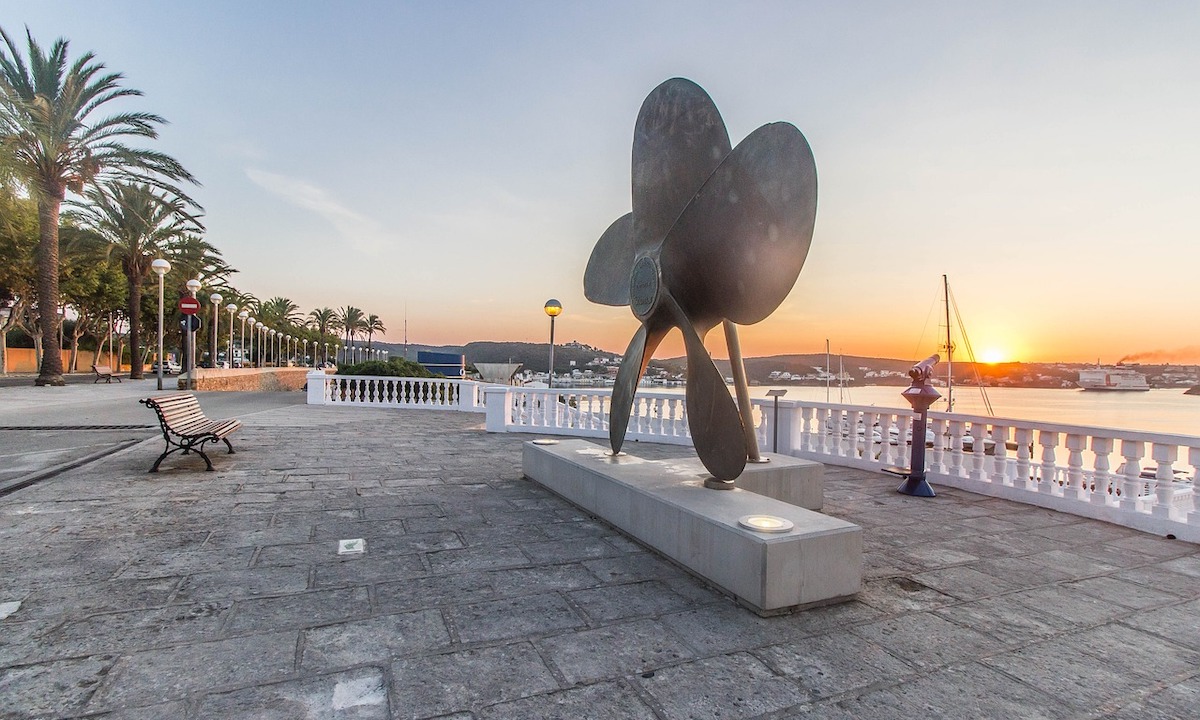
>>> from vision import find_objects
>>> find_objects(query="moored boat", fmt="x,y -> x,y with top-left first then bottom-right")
1078,366 -> 1150,391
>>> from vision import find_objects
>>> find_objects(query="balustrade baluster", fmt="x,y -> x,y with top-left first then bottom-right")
1118,439 -> 1144,511
929,418 -> 946,474
653,397 -> 665,436
947,420 -> 966,477
1066,433 -> 1086,499
1187,446 -> 1200,523
1090,437 -> 1113,505
862,412 -> 878,463
990,424 -> 1008,484
1151,443 -> 1179,519
1037,431 -> 1060,494
969,422 -> 987,481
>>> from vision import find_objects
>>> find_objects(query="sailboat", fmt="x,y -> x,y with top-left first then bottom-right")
937,274 -> 994,417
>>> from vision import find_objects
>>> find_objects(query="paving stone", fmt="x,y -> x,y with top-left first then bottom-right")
301,611 -> 450,671
582,554 -> 684,584
568,580 -> 697,624
117,548 -> 253,579
660,602 -> 816,656
479,679 -> 657,719
756,629 -> 913,699
390,642 -> 559,718
0,655 -> 116,719
197,666 -> 389,719
932,596 -> 1063,646
255,541 -> 343,567
311,518 -> 409,541
79,699 -> 189,719
834,661 -> 1074,719
447,592 -> 584,643
1068,622 -> 1200,675
1113,564 -> 1200,597
636,652 -> 807,720
850,611 -> 1002,669
353,530 -> 465,555
855,576 -> 957,614
174,566 -> 311,602
202,525 -> 315,550
10,577 -> 178,623
1157,554 -> 1200,578
1007,585 -> 1125,627
537,519 -> 610,540
425,545 -> 530,573
519,537 -> 624,564
980,634 -> 1155,711
910,565 -> 1022,600
360,503 -> 442,521
536,618 -> 695,684
227,587 -> 369,633
971,554 -> 1079,586
1065,575 -> 1183,609
1122,598 -> 1200,650
90,631 -> 295,709
312,554 -> 426,588
375,573 -> 496,613
39,601 -> 231,656
1105,674 -> 1200,720
486,563 -> 602,596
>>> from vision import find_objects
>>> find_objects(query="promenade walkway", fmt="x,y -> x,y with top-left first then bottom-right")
1,392 -> 1198,719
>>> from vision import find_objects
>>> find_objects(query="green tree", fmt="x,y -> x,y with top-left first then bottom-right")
336,305 -> 365,360
59,226 -> 125,371
0,26 -> 198,385
307,306 -> 338,364
68,182 -> 201,378
0,182 -> 37,374
365,313 -> 386,350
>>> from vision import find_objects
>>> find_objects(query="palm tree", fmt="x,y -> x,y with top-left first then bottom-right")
0,26 -> 198,385
68,182 -> 201,378
307,306 -> 338,364
260,297 -> 301,328
337,305 -> 365,361
365,314 -> 386,351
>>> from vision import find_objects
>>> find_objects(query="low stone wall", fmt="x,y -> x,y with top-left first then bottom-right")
178,368 -> 310,392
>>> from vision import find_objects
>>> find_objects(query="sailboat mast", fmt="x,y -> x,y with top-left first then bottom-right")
825,338 -> 830,402
944,274 -> 953,411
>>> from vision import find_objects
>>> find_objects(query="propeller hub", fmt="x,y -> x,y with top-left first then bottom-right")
629,256 -> 661,320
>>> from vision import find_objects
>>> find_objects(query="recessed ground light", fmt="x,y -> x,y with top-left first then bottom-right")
0,601 -> 20,620
532,439 -> 559,445
337,538 -> 366,555
737,515 -> 794,533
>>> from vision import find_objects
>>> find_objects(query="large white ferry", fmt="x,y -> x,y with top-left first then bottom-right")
1078,366 -> 1150,391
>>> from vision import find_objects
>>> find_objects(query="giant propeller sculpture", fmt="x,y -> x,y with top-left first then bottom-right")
584,78 -> 818,483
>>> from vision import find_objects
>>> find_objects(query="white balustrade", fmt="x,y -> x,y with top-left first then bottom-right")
306,371 -> 484,412
310,376 -> 1200,542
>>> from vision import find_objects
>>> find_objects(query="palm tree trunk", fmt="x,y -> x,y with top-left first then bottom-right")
127,274 -> 145,379
35,195 -> 65,386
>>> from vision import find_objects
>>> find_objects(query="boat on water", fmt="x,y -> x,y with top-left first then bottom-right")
1078,366 -> 1150,392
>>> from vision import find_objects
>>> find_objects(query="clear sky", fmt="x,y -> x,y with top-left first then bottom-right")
5,1 -> 1199,364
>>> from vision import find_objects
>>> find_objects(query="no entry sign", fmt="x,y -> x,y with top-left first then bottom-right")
178,297 -> 201,315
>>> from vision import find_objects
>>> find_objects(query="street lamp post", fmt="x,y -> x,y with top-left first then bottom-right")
151,259 -> 171,390
249,318 -> 258,367
544,299 -> 562,388
208,292 -> 222,368
225,303 -> 237,369
303,339 -> 309,367
324,342 -> 329,367
238,310 -> 249,368
186,278 -> 202,390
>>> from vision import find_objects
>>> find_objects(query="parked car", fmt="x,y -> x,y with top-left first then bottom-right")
151,360 -> 182,375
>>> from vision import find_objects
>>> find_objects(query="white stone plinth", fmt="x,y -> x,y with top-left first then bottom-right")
522,439 -> 861,614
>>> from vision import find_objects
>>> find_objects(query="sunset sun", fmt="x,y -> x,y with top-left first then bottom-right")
981,348 -> 1007,364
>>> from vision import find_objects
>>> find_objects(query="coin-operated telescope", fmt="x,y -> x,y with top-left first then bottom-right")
889,353 -> 941,497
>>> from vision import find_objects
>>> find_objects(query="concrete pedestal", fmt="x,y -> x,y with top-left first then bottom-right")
522,439 -> 861,615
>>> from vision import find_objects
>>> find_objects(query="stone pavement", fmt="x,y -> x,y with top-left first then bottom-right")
1,401 -> 1198,719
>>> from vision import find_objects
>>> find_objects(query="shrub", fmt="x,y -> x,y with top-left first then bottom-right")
337,358 -> 441,378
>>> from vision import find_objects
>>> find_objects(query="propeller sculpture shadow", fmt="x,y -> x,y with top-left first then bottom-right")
584,77 -> 818,482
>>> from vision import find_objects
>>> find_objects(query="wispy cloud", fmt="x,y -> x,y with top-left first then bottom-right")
245,168 -> 391,254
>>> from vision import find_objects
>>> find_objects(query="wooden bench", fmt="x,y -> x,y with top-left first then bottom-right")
92,364 -> 120,383
139,393 -> 242,472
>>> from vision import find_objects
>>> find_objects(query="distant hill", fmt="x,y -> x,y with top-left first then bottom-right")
370,340 -> 618,373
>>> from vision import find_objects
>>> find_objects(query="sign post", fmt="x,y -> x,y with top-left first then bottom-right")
179,297 -> 201,390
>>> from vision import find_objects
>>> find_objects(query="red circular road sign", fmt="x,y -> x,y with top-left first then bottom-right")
178,297 -> 201,315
